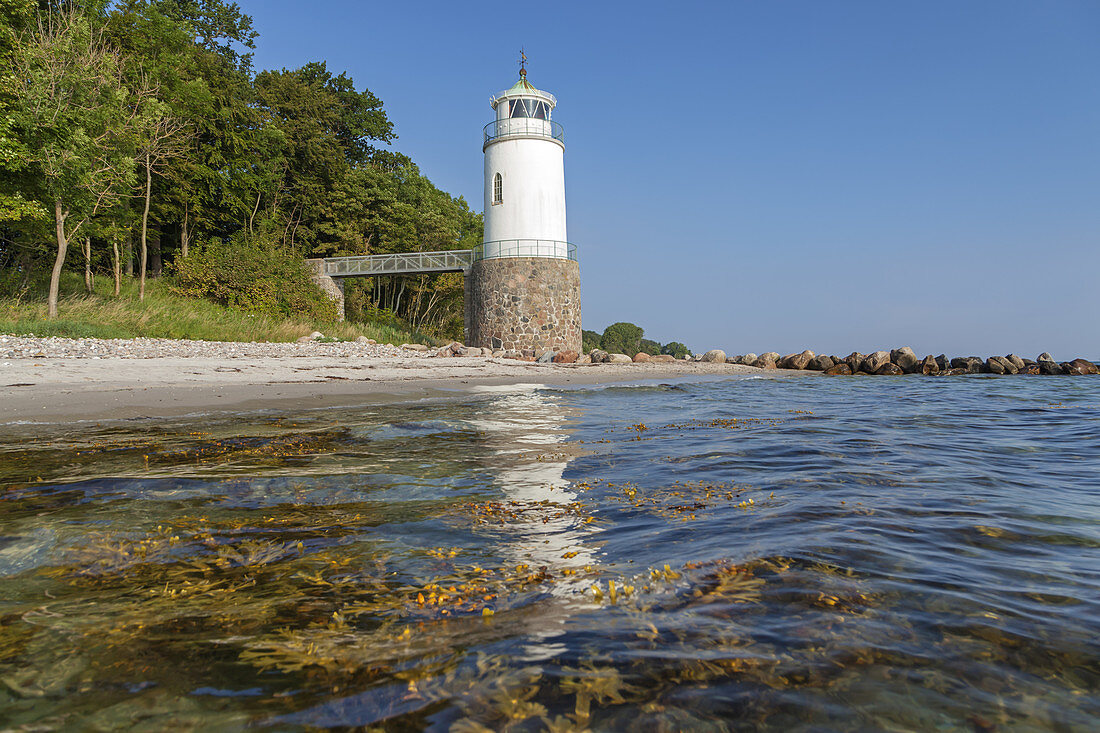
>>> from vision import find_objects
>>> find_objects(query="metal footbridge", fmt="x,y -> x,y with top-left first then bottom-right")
320,250 -> 475,277
319,240 -> 577,278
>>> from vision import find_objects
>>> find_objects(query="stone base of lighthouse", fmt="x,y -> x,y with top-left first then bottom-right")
465,257 -> 580,354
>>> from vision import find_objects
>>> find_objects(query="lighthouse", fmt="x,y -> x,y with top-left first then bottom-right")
465,59 -> 581,355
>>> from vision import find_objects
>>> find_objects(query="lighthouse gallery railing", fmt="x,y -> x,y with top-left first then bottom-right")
473,240 -> 576,261
483,119 -> 565,146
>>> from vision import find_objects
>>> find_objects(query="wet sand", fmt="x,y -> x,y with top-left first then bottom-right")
0,353 -> 807,425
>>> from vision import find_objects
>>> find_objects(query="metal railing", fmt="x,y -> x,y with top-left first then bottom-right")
322,250 -> 474,277
473,239 -> 577,261
483,118 -> 565,147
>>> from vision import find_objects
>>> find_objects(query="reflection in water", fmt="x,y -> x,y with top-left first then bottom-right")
0,375 -> 1096,730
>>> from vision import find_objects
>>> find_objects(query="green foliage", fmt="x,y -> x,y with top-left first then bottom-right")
600,322 -> 644,356
639,338 -> 661,356
0,274 -> 429,344
171,228 -> 336,320
0,1 -> 480,336
582,329 -> 601,354
661,342 -> 692,359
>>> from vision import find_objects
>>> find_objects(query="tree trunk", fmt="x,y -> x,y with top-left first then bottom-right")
124,199 -> 134,277
83,237 -> 93,293
48,199 -> 68,318
140,151 -> 151,301
180,203 -> 189,258
149,226 -> 162,278
111,241 -> 119,294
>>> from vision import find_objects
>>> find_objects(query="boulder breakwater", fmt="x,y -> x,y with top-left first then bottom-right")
716,347 -> 1099,376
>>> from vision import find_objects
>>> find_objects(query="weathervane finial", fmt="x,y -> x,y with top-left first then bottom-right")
518,48 -> 528,79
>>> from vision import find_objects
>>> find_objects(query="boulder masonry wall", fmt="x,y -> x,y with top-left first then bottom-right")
305,259 -> 345,321
465,257 -> 581,354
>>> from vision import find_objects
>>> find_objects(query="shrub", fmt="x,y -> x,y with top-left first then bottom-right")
582,329 -> 602,354
661,341 -> 692,359
600,322 -> 643,356
172,231 -> 337,321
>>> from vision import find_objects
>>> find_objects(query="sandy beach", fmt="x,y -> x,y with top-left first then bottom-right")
0,336 -> 800,424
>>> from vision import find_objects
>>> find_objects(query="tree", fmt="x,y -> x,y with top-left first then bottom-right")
582,329 -> 601,353
639,338 -> 661,356
9,9 -> 150,316
600,322 -> 644,356
0,0 -> 45,226
135,107 -> 189,299
661,342 -> 692,359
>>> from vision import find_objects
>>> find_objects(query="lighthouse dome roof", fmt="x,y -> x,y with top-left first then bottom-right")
490,75 -> 556,109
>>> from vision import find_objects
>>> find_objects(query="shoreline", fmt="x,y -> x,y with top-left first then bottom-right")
0,340 -> 802,425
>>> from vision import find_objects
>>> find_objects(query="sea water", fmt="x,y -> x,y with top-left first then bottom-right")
0,374 -> 1097,730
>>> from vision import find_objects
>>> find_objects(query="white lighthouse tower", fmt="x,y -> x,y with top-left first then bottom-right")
466,58 -> 580,354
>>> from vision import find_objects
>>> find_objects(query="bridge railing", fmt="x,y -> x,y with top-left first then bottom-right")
322,250 -> 474,277
473,240 -> 577,261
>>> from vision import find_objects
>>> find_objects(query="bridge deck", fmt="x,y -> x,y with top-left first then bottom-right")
322,250 -> 474,277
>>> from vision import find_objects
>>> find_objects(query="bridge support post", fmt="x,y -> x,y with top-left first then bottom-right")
305,259 -> 345,321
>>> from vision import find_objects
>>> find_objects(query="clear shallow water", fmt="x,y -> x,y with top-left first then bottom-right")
0,375 -> 1097,731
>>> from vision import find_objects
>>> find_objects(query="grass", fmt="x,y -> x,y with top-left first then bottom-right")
0,275 -> 439,345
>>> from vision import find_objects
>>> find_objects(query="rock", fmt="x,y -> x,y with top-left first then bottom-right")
309,331 -> 324,340
522,349 -> 536,359
891,347 -> 919,373
1039,360 -> 1064,375
502,350 -> 523,360
876,363 -> 905,375
808,355 -> 835,371
1038,352 -> 1054,363
1005,354 -> 1026,370
862,350 -> 890,373
633,352 -> 650,363
492,350 -> 505,358
607,353 -> 633,364
447,341 -> 464,354
590,349 -> 609,363
576,354 -> 592,364
1061,361 -> 1085,375
942,368 -> 969,376
920,355 -> 940,375
355,336 -> 370,343
700,349 -> 727,363
651,354 -> 676,363
781,350 -> 815,370
935,354 -> 949,372
1023,364 -> 1040,375
554,350 -> 579,364
1069,358 -> 1099,375
987,356 -> 1017,374
434,347 -> 452,358
401,343 -> 429,352
951,356 -> 984,373
740,353 -> 758,365
456,346 -> 479,357
751,355 -> 777,369
843,352 -> 865,373
295,335 -> 315,344
824,363 -> 852,375
760,351 -> 780,363
536,350 -> 556,363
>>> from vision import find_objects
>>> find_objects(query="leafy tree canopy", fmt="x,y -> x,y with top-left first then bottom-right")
599,322 -> 643,356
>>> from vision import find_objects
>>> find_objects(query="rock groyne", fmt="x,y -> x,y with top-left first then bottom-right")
726,349 -> 1098,376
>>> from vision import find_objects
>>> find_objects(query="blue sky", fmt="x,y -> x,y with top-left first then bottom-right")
237,1 -> 1099,359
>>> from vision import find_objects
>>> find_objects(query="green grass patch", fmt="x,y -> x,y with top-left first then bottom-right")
0,275 -> 438,345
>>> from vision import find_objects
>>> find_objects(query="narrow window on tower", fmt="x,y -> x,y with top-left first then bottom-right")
492,173 -> 502,205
